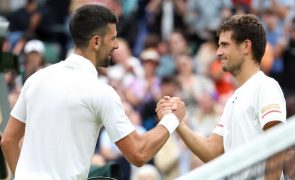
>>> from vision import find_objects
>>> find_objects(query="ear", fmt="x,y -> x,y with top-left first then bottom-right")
90,35 -> 101,50
243,39 -> 252,55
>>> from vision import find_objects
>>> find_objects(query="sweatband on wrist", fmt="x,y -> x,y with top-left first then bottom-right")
158,113 -> 179,134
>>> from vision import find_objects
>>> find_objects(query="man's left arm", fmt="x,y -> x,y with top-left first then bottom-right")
0,116 -> 25,174
263,121 -> 284,180
259,80 -> 286,180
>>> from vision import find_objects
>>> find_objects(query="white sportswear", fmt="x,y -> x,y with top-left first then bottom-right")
213,71 -> 286,179
11,53 -> 135,180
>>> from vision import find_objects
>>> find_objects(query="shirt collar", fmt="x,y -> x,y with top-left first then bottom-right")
236,71 -> 263,91
65,53 -> 98,76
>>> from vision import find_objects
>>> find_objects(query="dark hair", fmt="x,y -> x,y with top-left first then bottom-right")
217,14 -> 266,64
69,4 -> 118,48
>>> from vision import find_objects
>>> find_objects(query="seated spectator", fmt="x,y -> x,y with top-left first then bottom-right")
107,38 -> 145,107
208,59 -> 236,106
131,164 -> 162,180
138,48 -> 161,131
7,0 -> 41,50
19,39 -> 46,84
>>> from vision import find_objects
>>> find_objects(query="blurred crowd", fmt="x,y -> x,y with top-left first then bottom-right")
1,0 -> 295,179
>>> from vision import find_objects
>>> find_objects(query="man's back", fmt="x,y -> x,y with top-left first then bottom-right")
13,54 -> 105,179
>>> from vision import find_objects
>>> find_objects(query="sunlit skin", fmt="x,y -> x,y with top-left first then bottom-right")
74,23 -> 119,70
216,31 -> 260,86
95,23 -> 119,68
216,31 -> 245,77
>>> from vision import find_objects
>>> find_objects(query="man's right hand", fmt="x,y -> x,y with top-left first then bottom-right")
156,96 -> 185,122
171,96 -> 186,121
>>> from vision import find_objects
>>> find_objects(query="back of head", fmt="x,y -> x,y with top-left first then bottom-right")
131,164 -> 161,180
217,14 -> 266,64
69,4 -> 118,48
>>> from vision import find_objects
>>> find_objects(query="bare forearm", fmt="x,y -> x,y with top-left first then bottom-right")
117,125 -> 170,167
265,152 -> 284,180
1,117 -> 25,174
140,125 -> 170,163
1,139 -> 21,174
176,122 -> 223,162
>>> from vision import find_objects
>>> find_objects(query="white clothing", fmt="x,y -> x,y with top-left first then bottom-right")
100,125 -> 146,158
213,71 -> 286,179
11,53 -> 135,180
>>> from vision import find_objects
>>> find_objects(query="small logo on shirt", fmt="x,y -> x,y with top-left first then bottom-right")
232,96 -> 238,103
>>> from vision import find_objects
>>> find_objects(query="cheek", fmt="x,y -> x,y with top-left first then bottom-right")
227,48 -> 239,59
99,47 -> 108,56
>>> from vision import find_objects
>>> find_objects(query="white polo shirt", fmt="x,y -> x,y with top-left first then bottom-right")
213,71 -> 286,179
11,53 -> 135,180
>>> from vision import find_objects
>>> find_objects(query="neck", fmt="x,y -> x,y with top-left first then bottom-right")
74,48 -> 96,67
235,59 -> 260,86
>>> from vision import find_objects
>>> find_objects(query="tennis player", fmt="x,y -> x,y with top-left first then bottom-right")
157,14 -> 286,179
0,4 -> 185,180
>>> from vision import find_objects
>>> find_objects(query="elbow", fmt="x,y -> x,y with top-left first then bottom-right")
0,135 -> 19,151
202,157 -> 213,163
0,135 -> 9,151
129,152 -> 149,167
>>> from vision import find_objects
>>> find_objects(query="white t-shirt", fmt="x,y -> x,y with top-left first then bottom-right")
213,71 -> 286,179
11,53 -> 135,180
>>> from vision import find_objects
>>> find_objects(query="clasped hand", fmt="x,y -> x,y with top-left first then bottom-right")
155,96 -> 185,122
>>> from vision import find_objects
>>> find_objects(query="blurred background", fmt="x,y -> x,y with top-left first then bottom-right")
1,0 -> 295,179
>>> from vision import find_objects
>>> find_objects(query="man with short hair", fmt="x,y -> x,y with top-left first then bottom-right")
1,4 -> 185,179
157,14 -> 286,179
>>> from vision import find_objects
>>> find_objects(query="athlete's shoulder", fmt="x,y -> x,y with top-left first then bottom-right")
260,72 -> 281,88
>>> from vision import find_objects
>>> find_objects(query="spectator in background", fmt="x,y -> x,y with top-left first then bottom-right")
209,59 -> 236,106
157,30 -> 191,78
194,37 -> 219,75
138,48 -> 161,130
107,38 -> 145,108
147,0 -> 187,41
154,131 -> 180,180
185,0 -> 232,49
19,39 -> 46,84
231,0 -> 252,14
131,164 -> 162,180
34,0 -> 71,59
7,0 -> 41,50
250,0 -> 295,21
119,0 -> 138,17
114,0 -> 144,57
116,0 -> 187,57
261,8 -> 287,84
5,39 -> 46,109
281,17 -> 295,110
4,70 -> 21,109
260,41 -> 275,75
175,53 -> 216,132
0,5 -> 186,179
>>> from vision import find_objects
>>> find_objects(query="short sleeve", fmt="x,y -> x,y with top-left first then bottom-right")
213,98 -> 233,136
93,85 -> 135,143
213,114 -> 225,137
11,84 -> 27,123
258,79 -> 286,128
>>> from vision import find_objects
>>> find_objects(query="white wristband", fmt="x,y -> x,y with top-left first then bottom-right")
158,113 -> 179,134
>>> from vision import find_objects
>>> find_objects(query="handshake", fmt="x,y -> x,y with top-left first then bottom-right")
155,96 -> 186,134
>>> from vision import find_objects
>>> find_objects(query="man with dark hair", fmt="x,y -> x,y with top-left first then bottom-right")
157,14 -> 286,179
0,4 -> 185,179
